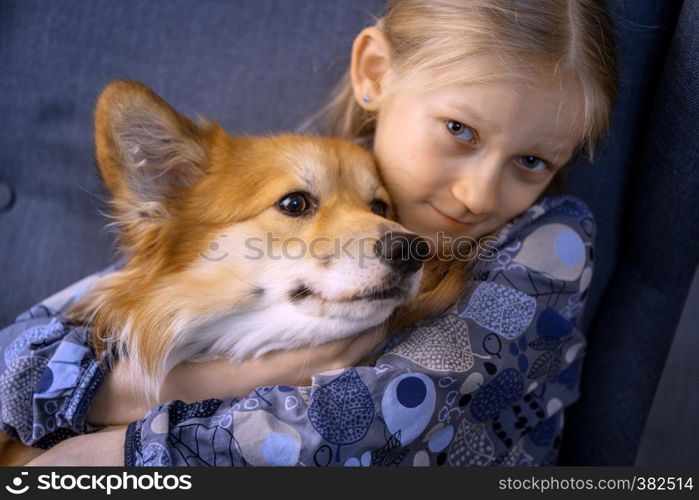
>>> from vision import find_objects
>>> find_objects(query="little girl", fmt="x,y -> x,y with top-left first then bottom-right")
0,0 -> 617,466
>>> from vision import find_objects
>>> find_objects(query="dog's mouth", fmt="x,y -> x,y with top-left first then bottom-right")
289,282 -> 406,304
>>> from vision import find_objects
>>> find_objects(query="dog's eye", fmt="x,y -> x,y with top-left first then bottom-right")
278,192 -> 311,216
370,199 -> 388,218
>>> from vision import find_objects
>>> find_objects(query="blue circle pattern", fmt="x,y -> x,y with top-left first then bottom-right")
396,377 -> 427,408
262,432 -> 299,466
36,367 -> 54,393
554,230 -> 584,266
382,374 -> 436,446
427,425 -> 454,453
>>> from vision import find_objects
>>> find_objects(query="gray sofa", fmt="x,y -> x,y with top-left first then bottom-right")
1,0 -> 697,465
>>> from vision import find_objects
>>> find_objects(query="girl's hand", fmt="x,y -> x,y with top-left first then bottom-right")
0,433 -> 45,466
87,325 -> 387,426
158,324 -> 387,402
25,426 -> 127,467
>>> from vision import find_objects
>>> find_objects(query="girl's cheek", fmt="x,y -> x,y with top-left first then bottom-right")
505,190 -> 537,222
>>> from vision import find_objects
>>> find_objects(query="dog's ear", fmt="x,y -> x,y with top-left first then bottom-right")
94,80 -> 213,215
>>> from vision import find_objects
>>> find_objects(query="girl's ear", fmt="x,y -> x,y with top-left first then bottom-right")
351,26 -> 392,111
94,80 -> 213,215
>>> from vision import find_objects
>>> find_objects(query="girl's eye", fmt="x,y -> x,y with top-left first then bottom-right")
445,119 -> 476,143
370,199 -> 388,218
516,156 -> 548,172
278,192 -> 311,216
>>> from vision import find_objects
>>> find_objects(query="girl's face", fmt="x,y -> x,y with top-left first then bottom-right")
372,68 -> 583,254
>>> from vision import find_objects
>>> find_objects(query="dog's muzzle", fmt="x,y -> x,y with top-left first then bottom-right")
373,231 -> 429,275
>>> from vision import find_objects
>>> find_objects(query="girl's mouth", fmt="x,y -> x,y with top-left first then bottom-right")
427,202 -> 479,228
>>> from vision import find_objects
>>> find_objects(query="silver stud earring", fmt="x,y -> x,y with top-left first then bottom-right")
362,95 -> 371,103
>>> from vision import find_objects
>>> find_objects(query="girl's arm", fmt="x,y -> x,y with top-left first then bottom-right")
86,327 -> 388,426
0,264 -> 121,447
25,426 -> 127,466
118,194 -> 595,467
0,305 -> 105,447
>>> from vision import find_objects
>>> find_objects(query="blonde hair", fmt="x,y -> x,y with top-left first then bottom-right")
311,0 -> 619,327
321,0 -> 618,161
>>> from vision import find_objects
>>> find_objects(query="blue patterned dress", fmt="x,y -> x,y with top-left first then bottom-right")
0,194 -> 594,466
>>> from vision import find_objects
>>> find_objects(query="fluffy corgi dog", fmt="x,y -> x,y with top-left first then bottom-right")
61,80 -> 428,402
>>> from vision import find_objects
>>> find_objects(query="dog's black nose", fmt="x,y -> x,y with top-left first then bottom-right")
374,231 -> 429,274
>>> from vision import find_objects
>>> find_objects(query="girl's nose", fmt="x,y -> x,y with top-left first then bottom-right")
451,161 -> 501,217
